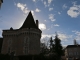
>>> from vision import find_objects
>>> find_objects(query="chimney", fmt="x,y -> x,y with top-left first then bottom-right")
74,39 -> 77,45
36,20 -> 39,28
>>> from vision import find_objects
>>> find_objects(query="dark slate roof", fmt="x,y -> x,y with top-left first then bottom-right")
0,38 -> 3,53
20,11 -> 38,29
66,45 -> 80,48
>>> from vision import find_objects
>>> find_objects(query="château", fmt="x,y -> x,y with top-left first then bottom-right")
1,11 -> 42,56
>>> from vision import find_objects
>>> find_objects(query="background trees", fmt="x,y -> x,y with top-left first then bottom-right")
54,34 -> 63,60
41,33 -> 64,60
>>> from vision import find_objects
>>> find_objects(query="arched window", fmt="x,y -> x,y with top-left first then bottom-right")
24,46 -> 27,54
8,38 -> 12,54
23,37 -> 28,55
24,37 -> 27,43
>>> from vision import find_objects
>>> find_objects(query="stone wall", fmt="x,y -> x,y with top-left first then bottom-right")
1,28 -> 42,56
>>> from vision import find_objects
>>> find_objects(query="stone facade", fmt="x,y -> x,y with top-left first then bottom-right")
65,45 -> 80,60
1,11 -> 42,56
0,38 -> 3,53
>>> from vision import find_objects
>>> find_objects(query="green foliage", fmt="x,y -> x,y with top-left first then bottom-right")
40,33 -> 64,60
49,37 -> 54,52
48,34 -> 63,60
54,35 -> 62,56
54,34 -> 63,59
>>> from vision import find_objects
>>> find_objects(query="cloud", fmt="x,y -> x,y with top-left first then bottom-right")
41,0 -> 53,7
0,28 -> 2,37
48,0 -> 53,6
49,8 -> 53,11
67,2 -> 80,18
32,0 -> 38,2
49,14 -> 56,22
44,20 -> 47,22
39,23 -> 46,30
35,8 -> 41,12
62,4 -> 67,9
32,0 -> 36,2
72,30 -> 80,35
41,32 -> 73,46
54,24 -> 60,27
31,10 -> 34,15
0,29 -> 2,32
44,1 -> 47,7
72,30 -> 80,40
17,3 -> 26,10
41,34 -> 55,46
58,12 -> 61,14
47,28 -> 50,30
32,0 -> 40,2
16,3 -> 29,14
72,1 -> 77,5
58,33 -> 72,41
41,32 -> 72,41
41,33 -> 71,47
41,34 -> 52,39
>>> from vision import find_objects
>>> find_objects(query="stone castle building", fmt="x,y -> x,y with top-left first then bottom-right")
1,11 -> 42,56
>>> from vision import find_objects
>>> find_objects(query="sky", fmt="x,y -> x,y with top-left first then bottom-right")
0,0 -> 80,46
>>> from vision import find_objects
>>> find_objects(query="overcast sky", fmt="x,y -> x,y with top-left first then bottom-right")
0,0 -> 80,46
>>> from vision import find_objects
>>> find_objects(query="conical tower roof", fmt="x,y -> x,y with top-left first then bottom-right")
20,11 -> 38,29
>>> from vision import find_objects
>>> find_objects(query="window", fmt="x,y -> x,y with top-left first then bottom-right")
8,47 -> 11,54
24,46 -> 27,54
24,37 -> 28,46
74,48 -> 77,51
8,38 -> 12,47
74,52 -> 76,55
23,37 -> 29,54
68,52 -> 73,55
68,58 -> 73,60
8,38 -> 12,54
77,52 -> 79,55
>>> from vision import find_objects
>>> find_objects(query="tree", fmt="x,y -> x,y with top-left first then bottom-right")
49,37 -> 53,52
54,33 -> 63,60
49,37 -> 55,53
40,43 -> 48,55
